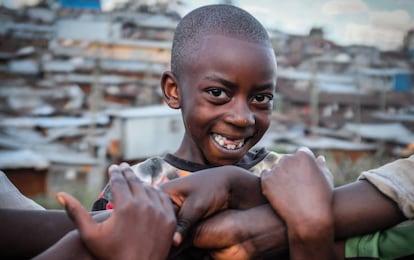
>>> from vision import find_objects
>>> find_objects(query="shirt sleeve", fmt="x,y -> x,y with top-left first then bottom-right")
91,157 -> 165,211
0,170 -> 45,210
358,155 -> 414,219
345,220 -> 414,260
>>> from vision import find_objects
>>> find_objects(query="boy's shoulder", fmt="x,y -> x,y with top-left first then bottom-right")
131,155 -> 193,185
358,155 -> 414,219
238,148 -> 283,176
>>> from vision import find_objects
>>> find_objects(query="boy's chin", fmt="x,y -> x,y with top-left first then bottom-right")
208,144 -> 250,165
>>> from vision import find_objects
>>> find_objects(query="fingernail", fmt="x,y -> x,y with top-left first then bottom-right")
120,162 -> 130,168
297,146 -> 314,157
108,164 -> 118,171
319,155 -> 326,162
173,232 -> 182,246
56,193 -> 66,207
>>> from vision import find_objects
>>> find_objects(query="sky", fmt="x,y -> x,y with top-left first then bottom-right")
3,0 -> 414,50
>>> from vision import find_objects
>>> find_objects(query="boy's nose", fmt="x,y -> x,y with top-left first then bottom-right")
225,101 -> 255,127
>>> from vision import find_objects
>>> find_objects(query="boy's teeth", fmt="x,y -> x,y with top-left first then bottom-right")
213,134 -> 245,150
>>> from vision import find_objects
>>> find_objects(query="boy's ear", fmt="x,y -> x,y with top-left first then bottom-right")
161,71 -> 181,109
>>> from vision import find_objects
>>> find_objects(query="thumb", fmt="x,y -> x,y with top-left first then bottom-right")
173,197 -> 206,247
56,192 -> 97,237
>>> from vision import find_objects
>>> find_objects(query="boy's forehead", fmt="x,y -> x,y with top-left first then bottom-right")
180,33 -> 277,88
192,34 -> 274,63
196,34 -> 276,68
200,34 -> 272,50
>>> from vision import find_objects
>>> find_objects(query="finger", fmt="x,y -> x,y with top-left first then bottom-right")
119,162 -> 146,198
158,190 -> 176,218
260,168 -> 271,180
159,180 -> 206,246
56,192 -> 97,237
109,164 -> 132,206
144,186 -> 177,222
316,155 -> 334,188
316,155 -> 327,167
159,180 -> 187,208
297,146 -> 315,158
143,185 -> 163,206
173,232 -> 183,247
170,196 -> 206,246
157,191 -> 178,240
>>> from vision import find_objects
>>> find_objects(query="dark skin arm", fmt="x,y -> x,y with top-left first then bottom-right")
158,150 -> 406,259
194,206 -> 346,260
0,209 -> 110,259
159,153 -> 405,259
192,180 -> 406,259
0,209 -> 75,258
32,230 -> 94,260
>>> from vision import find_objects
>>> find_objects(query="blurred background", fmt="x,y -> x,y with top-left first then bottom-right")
0,0 -> 413,209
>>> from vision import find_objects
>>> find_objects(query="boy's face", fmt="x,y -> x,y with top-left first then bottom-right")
167,34 -> 276,166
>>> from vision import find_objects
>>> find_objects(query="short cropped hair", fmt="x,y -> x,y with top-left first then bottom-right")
171,4 -> 270,79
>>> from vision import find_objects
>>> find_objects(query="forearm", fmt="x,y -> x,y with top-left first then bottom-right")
194,205 -> 288,257
33,230 -> 94,260
0,209 -> 75,258
333,180 -> 406,239
244,180 -> 405,243
0,209 -> 110,259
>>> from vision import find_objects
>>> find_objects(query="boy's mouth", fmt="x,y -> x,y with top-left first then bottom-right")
212,133 -> 245,150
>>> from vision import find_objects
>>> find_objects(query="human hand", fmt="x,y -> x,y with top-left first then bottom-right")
160,165 -> 264,246
193,205 -> 288,259
261,148 -> 333,224
56,163 -> 177,260
261,148 -> 335,259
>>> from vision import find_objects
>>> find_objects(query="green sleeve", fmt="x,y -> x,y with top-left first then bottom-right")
345,221 -> 414,260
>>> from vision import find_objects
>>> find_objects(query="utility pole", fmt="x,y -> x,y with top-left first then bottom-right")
355,69 -> 361,142
310,58 -> 319,134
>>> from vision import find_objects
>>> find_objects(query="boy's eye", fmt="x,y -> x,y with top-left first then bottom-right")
207,88 -> 228,99
252,94 -> 273,104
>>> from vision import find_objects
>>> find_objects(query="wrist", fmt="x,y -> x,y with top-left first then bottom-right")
287,210 -> 334,244
287,215 -> 335,260
225,166 -> 262,209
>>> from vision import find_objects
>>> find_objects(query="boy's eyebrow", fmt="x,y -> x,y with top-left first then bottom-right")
252,83 -> 275,92
204,76 -> 275,91
204,75 -> 237,89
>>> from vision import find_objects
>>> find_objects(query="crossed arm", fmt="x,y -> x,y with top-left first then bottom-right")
0,153 -> 407,259
191,179 -> 405,259
161,150 -> 405,259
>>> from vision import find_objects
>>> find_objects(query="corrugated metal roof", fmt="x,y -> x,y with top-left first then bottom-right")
0,150 -> 50,170
0,115 -> 109,128
291,136 -> 376,151
107,105 -> 180,118
343,123 -> 414,145
373,112 -> 414,123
